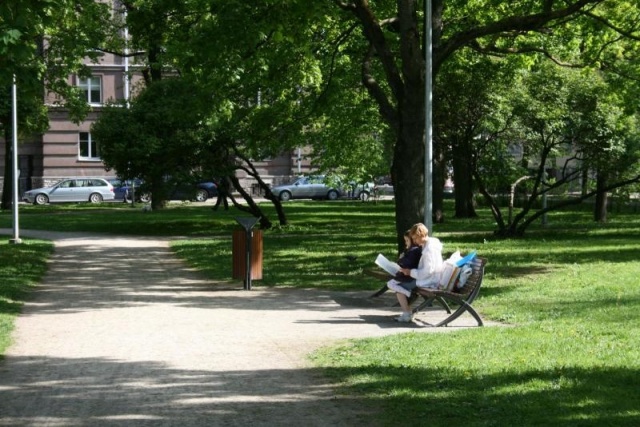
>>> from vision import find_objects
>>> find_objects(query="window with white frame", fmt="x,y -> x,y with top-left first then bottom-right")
77,76 -> 102,104
79,132 -> 101,160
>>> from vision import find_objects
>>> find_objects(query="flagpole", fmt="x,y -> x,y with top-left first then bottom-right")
424,1 -> 433,232
10,74 -> 22,244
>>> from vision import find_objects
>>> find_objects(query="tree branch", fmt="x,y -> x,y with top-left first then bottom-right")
437,0 -> 605,67
582,10 -> 640,41
362,45 -> 399,132
347,0 -> 405,104
315,23 -> 359,105
469,41 -> 583,68
518,173 -> 640,233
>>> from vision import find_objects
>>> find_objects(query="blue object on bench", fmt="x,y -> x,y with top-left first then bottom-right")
455,250 -> 477,267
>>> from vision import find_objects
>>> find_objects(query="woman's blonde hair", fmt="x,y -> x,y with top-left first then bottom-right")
409,223 -> 428,241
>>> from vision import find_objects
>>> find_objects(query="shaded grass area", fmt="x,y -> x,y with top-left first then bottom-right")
2,200 -> 640,425
2,200 -> 407,237
313,333 -> 639,426
0,239 -> 54,355
0,202 -> 233,237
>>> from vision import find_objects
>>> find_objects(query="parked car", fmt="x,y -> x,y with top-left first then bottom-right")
271,176 -> 342,201
168,181 -> 218,202
374,176 -> 394,196
111,179 -> 218,203
107,178 -> 149,202
23,178 -> 115,205
339,181 -> 376,201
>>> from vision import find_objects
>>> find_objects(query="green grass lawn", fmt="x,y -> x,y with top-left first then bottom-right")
0,239 -> 53,355
1,200 -> 639,425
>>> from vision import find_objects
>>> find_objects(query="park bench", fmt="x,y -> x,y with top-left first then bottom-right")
364,255 -> 487,327
411,256 -> 486,327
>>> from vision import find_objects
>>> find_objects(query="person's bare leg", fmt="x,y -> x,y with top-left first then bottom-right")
396,293 -> 412,313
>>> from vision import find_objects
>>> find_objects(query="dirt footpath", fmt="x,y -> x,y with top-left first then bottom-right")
0,230 -> 477,426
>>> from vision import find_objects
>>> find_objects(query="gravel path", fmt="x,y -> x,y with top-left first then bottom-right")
0,230 -> 477,426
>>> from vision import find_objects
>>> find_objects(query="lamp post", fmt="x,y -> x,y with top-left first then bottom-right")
424,1 -> 433,232
10,74 -> 22,244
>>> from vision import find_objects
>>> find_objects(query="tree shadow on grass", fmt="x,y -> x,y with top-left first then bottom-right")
480,247 -> 639,280
321,364 -> 640,427
3,356 -> 635,426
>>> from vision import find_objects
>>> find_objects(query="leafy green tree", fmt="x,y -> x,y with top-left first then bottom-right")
92,78 -> 214,210
101,0 -> 640,238
434,51 -> 521,220
333,0 -> 640,242
0,80 -> 49,210
0,0 -> 111,208
475,62 -> 640,236
109,1 -> 386,225
567,80 -> 640,223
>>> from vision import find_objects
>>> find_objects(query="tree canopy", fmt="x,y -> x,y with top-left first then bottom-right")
1,0 -> 111,208
91,78 -> 215,209
14,0 -> 640,237
333,0 -> 640,241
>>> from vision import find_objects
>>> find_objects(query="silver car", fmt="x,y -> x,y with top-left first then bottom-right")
23,178 -> 115,205
271,176 -> 342,202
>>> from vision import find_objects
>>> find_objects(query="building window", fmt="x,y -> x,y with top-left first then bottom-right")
77,76 -> 102,104
79,132 -> 101,160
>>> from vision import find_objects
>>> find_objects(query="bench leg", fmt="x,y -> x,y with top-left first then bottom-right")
434,301 -> 483,327
412,296 -> 451,315
370,284 -> 389,297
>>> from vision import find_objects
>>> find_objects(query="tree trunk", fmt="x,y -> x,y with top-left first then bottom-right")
232,147 -> 287,226
1,124 -> 13,210
581,168 -> 589,197
594,171 -> 608,223
391,114 -> 427,250
149,175 -> 166,210
227,175 -> 272,229
432,137 -> 446,223
452,149 -> 477,219
475,169 -> 506,231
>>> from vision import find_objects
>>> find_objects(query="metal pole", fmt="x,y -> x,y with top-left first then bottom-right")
245,229 -> 252,290
123,11 -> 136,207
124,10 -> 130,107
424,0 -> 433,232
10,75 -> 22,244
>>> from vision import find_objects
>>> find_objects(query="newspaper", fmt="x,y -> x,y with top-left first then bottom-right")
375,253 -> 401,276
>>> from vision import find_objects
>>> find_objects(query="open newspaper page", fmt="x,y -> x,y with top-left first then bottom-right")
375,254 -> 401,276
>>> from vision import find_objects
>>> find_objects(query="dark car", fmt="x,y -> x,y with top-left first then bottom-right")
108,179 -> 216,203
107,179 -> 148,202
168,181 -> 218,202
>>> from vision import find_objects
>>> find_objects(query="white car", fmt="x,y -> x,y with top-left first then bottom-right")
23,178 -> 115,205
271,176 -> 374,202
271,176 -> 342,201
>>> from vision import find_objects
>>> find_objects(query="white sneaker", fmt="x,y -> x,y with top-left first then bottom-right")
387,282 -> 411,298
395,312 -> 413,323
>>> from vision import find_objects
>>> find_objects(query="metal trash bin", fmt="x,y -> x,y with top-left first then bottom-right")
232,217 -> 263,289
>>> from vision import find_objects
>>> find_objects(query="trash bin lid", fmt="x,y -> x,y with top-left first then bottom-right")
234,216 -> 260,231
